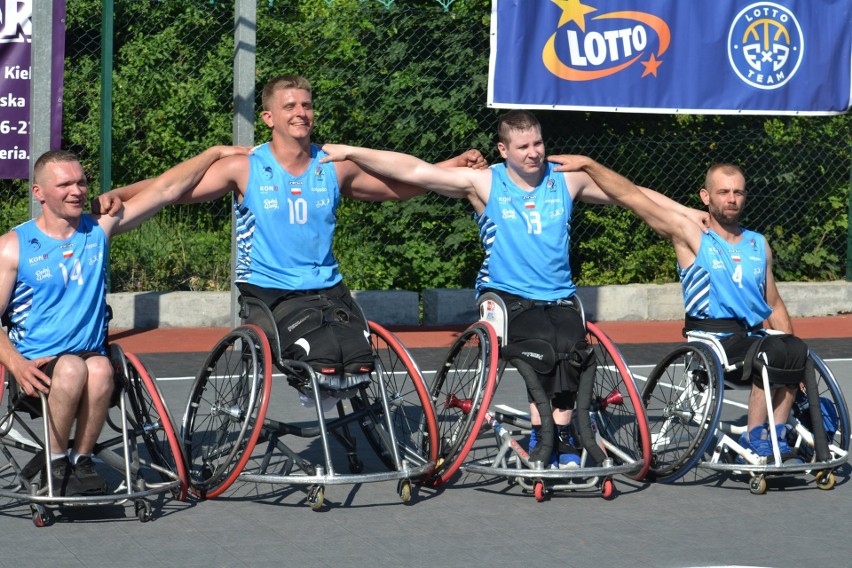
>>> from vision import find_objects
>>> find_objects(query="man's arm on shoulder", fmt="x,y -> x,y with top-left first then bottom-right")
549,154 -> 701,246
321,144 -> 483,202
0,232 -> 52,396
97,145 -> 250,236
763,242 -> 794,334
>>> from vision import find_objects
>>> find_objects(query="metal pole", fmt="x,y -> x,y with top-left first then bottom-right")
846,148 -> 852,281
100,0 -> 114,195
28,0 -> 57,218
231,0 -> 257,326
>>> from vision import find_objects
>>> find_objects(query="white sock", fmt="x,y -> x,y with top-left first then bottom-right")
50,452 -> 66,463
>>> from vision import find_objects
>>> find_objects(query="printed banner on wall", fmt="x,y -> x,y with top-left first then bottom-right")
0,0 -> 66,179
488,0 -> 852,114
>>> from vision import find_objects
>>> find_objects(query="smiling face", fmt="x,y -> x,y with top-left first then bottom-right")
261,87 -> 315,142
33,158 -> 88,220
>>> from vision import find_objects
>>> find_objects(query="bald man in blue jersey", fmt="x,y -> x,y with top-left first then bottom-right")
320,110 -> 705,469
551,156 -> 810,460
0,145 -> 248,495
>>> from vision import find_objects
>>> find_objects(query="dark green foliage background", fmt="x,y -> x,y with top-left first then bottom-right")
1,0 -> 848,291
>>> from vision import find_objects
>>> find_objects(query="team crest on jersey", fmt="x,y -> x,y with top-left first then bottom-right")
727,2 -> 804,90
749,238 -> 757,250
315,166 -> 324,179
546,178 -> 555,190
262,166 -> 273,180
28,238 -> 41,250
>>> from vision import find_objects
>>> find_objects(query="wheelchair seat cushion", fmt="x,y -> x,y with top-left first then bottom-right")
269,294 -> 375,376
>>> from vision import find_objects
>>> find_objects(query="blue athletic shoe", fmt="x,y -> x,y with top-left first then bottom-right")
528,426 -> 553,467
556,425 -> 581,469
738,425 -> 773,459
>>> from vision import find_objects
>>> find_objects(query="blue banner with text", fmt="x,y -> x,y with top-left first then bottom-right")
488,0 -> 851,114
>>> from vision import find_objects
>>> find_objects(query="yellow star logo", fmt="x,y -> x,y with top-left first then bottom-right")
550,0 -> 597,32
641,53 -> 663,77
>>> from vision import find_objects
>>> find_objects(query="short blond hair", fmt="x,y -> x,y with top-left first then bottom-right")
261,75 -> 312,111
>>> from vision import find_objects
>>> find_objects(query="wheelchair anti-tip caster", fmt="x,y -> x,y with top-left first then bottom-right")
815,470 -> 836,490
307,484 -> 324,510
749,475 -> 767,495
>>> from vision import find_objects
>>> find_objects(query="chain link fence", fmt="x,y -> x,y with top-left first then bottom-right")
1,0 -> 849,292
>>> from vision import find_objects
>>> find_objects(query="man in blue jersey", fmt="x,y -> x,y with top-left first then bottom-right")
319,110 -> 704,468
102,74 -> 485,393
550,156 -> 807,460
0,145 -> 248,496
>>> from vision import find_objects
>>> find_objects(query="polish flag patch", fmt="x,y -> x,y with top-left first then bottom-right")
732,254 -> 741,262
291,188 -> 302,195
525,203 -> 535,209
63,250 -> 73,259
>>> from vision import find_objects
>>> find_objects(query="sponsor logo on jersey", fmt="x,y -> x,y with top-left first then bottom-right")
28,238 -> 41,250
263,198 -> 279,210
28,254 -> 48,265
35,267 -> 52,281
502,209 -> 517,220
712,259 -> 725,270
259,185 -> 277,193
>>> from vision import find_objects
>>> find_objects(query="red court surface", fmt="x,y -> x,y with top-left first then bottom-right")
109,314 -> 851,353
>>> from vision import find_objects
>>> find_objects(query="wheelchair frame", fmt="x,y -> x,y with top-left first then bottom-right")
0,344 -> 188,526
642,329 -> 849,493
179,296 -> 439,509
424,292 -> 651,501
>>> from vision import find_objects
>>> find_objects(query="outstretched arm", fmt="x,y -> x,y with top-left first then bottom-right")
98,145 -> 251,237
549,154 -> 702,253
320,143 -> 485,203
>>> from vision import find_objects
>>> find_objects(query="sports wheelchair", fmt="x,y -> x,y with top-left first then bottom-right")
641,329 -> 849,494
0,343 -> 189,526
180,296 -> 438,509
423,293 -> 651,501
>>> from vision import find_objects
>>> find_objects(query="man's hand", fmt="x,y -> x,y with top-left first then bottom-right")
547,154 -> 593,172
455,149 -> 488,170
10,355 -> 55,396
91,193 -> 123,216
684,207 -> 711,233
318,143 -> 352,163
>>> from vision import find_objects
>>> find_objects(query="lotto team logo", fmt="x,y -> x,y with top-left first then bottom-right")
727,2 -> 804,90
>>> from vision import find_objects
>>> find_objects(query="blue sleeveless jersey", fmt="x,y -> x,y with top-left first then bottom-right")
7,216 -> 108,358
235,143 -> 343,290
679,228 -> 771,328
474,162 -> 576,301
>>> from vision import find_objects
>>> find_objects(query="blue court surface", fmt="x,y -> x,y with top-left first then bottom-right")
1,339 -> 849,568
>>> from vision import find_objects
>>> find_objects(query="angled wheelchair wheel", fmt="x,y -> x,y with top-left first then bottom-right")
428,321 -> 500,485
585,322 -> 651,481
352,322 -> 439,472
181,325 -> 272,498
124,352 -> 190,501
791,352 -> 850,460
641,343 -> 724,483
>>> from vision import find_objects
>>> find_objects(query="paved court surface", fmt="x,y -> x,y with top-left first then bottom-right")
0,328 -> 850,568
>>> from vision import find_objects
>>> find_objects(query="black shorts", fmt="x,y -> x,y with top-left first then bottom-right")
487,289 -> 585,400
720,332 -> 808,386
239,281 -> 374,375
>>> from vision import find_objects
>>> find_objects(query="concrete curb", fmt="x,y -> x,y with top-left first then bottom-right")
106,281 -> 851,328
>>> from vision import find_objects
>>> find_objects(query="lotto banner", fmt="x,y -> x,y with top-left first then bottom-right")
488,0 -> 852,114
0,0 -> 66,179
